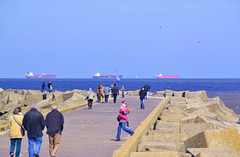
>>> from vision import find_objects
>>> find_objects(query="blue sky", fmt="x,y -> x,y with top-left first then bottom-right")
0,0 -> 239,78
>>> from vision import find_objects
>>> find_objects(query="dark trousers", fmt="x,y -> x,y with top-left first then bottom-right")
97,94 -> 101,102
113,93 -> 117,103
88,99 -> 93,109
105,95 -> 109,103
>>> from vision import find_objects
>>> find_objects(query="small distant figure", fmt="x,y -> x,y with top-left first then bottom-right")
47,81 -> 52,93
23,103 -> 45,157
45,106 -> 64,157
100,84 -> 105,103
103,85 -> 110,103
116,101 -> 134,141
198,41 -> 204,43
97,85 -> 101,103
111,84 -> 119,103
110,83 -> 114,97
86,88 -> 94,109
9,107 -> 24,157
41,82 -> 46,93
144,83 -> 150,99
49,85 -> 53,93
139,87 -> 147,109
121,85 -> 125,98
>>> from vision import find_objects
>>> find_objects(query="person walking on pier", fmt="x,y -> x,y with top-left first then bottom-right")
23,103 -> 45,157
111,84 -> 119,103
144,83 -> 150,99
9,107 -> 24,157
103,85 -> 110,103
86,88 -> 94,109
139,87 -> 147,109
100,85 -> 105,103
97,85 -> 101,103
121,85 -> 125,98
45,106 -> 64,157
116,101 -> 134,141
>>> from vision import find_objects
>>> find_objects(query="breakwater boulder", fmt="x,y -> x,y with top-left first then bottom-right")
132,90 -> 240,157
0,89 -> 96,126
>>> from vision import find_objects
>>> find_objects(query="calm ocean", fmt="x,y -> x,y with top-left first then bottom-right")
0,78 -> 240,114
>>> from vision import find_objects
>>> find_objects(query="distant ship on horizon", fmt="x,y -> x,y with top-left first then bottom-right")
155,73 -> 179,79
25,72 -> 56,78
92,72 -> 123,79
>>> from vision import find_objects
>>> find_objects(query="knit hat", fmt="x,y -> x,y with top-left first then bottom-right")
121,103 -> 126,108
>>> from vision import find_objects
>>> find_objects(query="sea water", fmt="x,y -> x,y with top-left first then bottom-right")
0,78 -> 240,114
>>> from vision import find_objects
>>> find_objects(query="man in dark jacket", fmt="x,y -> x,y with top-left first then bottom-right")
23,103 -> 45,157
139,87 -> 147,109
111,84 -> 119,103
45,106 -> 64,157
47,81 -> 52,93
144,83 -> 150,99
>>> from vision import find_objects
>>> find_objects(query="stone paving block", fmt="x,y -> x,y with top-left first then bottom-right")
164,89 -> 174,97
148,128 -> 180,135
180,115 -> 197,123
215,110 -> 239,123
155,120 -> 180,130
193,115 -> 229,130
172,91 -> 184,97
180,123 -> 216,138
184,129 -> 240,156
187,148 -> 237,157
26,93 -> 43,105
160,113 -> 186,122
138,142 -> 185,152
130,152 -> 179,157
141,133 -> 187,143
63,92 -> 74,101
143,148 -> 191,157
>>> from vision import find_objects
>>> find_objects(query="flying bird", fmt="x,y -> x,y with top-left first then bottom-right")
160,26 -> 167,28
198,41 -> 204,43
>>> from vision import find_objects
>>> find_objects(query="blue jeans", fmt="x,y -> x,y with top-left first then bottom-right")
146,91 -> 149,99
105,95 -> 109,103
140,99 -> 145,109
28,137 -> 42,157
122,92 -> 124,98
10,138 -> 22,157
116,122 -> 134,139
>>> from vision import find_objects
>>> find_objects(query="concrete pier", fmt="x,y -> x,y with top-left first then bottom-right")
0,96 -> 163,157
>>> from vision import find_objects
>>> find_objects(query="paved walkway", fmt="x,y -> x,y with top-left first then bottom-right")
0,96 -> 163,157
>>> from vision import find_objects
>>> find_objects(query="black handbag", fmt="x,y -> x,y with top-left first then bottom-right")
12,115 -> 25,136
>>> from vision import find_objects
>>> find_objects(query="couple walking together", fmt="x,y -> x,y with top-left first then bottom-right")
97,84 -> 111,103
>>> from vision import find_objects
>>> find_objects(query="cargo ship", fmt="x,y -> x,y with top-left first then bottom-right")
155,73 -> 179,79
92,72 -> 123,79
25,72 -> 56,78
